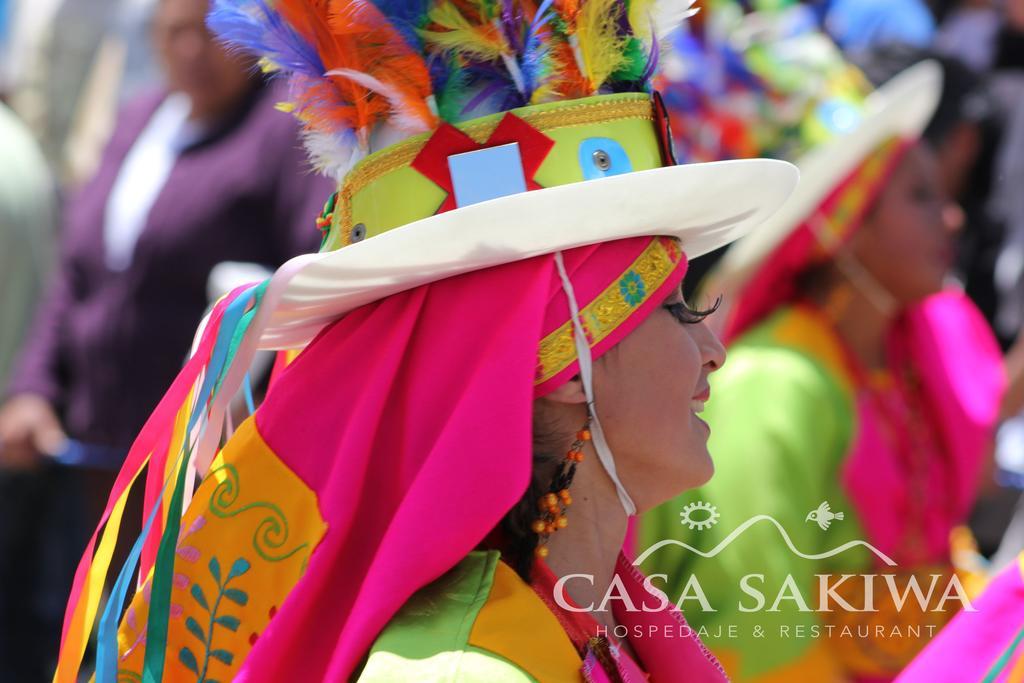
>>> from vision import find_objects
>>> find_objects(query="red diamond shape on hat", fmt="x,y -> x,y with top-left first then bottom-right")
411,113 -> 555,214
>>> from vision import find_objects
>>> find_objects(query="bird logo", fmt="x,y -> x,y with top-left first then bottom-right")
806,501 -> 844,530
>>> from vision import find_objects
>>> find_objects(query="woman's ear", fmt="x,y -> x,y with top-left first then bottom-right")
544,377 -> 587,405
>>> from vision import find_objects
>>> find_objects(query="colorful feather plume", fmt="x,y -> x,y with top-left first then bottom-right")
656,0 -> 869,163
207,0 -> 699,180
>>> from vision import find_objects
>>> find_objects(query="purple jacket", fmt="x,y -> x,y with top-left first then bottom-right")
6,83 -> 334,450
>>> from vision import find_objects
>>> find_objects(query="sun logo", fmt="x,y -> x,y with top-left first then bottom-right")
679,501 -> 720,531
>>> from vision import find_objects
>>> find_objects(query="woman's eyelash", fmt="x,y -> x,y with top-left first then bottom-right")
663,297 -> 722,325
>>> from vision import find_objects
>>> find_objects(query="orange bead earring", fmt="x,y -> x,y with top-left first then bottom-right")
533,420 -> 592,558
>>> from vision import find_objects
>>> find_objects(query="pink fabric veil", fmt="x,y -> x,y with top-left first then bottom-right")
896,557 -> 1024,682
237,236 -> 688,680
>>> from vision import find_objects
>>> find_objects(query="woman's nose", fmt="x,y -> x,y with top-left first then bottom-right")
697,321 -> 726,372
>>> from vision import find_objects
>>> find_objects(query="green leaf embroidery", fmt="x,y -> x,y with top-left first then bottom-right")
208,556 -> 222,585
187,555 -> 252,681
190,583 -> 209,611
179,647 -> 199,674
222,588 -> 248,606
214,615 -> 240,632
185,616 -> 206,645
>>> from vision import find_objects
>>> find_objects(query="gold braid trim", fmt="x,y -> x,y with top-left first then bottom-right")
535,237 -> 682,385
334,97 -> 654,237
810,136 -> 904,256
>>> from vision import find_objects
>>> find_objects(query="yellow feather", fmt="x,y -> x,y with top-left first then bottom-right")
627,0 -> 657,41
530,81 -> 559,104
576,0 -> 628,91
421,3 -> 508,62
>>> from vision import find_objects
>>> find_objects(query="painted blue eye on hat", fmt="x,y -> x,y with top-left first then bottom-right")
203,0 -> 799,352
579,138 -> 633,180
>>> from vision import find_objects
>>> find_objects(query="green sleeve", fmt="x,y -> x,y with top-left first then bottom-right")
356,646 -> 535,682
638,343 -> 869,679
354,551 -> 537,683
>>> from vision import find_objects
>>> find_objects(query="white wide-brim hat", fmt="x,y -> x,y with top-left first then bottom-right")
256,156 -> 799,349
704,60 -> 942,310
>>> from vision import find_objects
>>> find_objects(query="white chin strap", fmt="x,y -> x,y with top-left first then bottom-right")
553,252 -> 638,517
832,249 -> 899,317
808,211 -> 898,317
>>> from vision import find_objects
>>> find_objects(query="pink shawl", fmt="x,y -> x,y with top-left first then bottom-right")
237,237 -> 692,679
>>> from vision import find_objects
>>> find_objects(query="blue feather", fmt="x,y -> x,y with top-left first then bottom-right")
520,0 -> 554,99
207,0 -> 324,78
366,0 -> 431,51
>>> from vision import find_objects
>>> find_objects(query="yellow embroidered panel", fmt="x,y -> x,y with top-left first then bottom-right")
769,305 -> 857,397
468,560 -> 582,682
535,236 -> 683,385
112,418 -> 327,682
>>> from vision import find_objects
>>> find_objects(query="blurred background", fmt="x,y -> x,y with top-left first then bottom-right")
0,0 -> 1022,680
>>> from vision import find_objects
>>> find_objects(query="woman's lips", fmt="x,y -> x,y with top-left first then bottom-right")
691,386 -> 710,415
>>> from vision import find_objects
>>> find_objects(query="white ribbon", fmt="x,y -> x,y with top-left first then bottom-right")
553,252 -> 638,516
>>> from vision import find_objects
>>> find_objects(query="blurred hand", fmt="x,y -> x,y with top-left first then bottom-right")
0,394 -> 66,470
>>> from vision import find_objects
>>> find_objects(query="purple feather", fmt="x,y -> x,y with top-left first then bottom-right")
615,0 -> 631,35
641,28 -> 659,83
500,0 -> 524,55
207,0 -> 324,78
461,63 -> 525,116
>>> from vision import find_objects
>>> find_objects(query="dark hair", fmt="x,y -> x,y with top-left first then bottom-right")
854,45 -> 993,147
499,405 -> 569,581
794,258 -> 828,293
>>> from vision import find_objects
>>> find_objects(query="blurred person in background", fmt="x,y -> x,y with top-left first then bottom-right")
0,105 -> 56,386
989,0 -> 1024,346
0,0 -> 331,678
0,101 -> 59,683
855,46 -> 1024,565
934,0 -> 1002,74
0,0 -> 161,183
643,6 -> 1007,679
646,66 -> 1001,683
856,47 -> 1000,331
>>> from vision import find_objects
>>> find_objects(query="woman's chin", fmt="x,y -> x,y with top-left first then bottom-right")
677,437 -> 715,492
690,448 -> 715,489
899,272 -> 947,305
